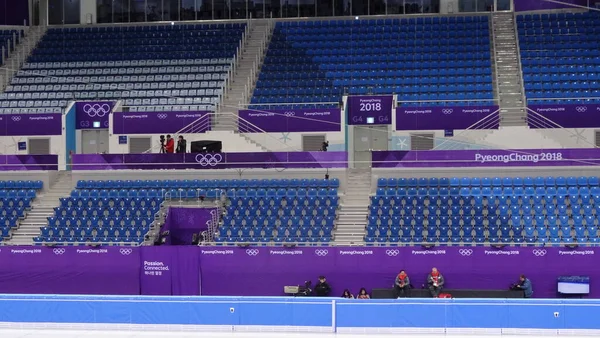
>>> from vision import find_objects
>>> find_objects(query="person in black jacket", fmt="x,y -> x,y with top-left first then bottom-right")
176,136 -> 187,153
314,276 -> 331,296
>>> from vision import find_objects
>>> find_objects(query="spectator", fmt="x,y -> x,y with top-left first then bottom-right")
357,287 -> 370,299
427,267 -> 445,298
314,276 -> 331,297
394,270 -> 411,298
341,289 -> 354,299
165,134 -> 175,153
514,274 -> 533,298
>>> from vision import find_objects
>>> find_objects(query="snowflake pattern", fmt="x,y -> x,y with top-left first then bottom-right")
569,129 -> 586,145
280,132 -> 291,143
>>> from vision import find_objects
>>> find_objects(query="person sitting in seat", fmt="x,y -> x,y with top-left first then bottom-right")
394,270 -> 411,298
341,289 -> 354,299
427,267 -> 445,298
357,287 -> 370,299
314,275 -> 331,297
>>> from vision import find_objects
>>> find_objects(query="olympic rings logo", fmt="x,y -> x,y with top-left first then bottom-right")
120,248 -> 133,255
83,103 -> 111,117
458,249 -> 473,256
157,114 -> 168,119
11,116 -> 21,122
246,249 -> 259,256
315,249 -> 329,256
195,153 -> 223,167
575,106 -> 587,113
442,109 -> 454,115
532,249 -> 547,257
283,111 -> 295,117
53,248 -> 65,255
386,249 -> 399,257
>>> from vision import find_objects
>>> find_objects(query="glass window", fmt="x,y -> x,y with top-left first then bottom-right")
213,0 -> 230,19
300,0 -> 316,17
97,0 -> 113,23
196,0 -> 212,19
163,0 -> 179,20
146,0 -> 162,21
64,0 -> 81,24
351,0 -> 367,16
370,0 -> 386,15
231,0 -> 247,19
316,0 -> 333,16
181,0 -> 196,20
281,0 -> 298,18
265,0 -> 281,18
48,0 -> 64,24
459,0 -> 476,12
114,0 -> 129,22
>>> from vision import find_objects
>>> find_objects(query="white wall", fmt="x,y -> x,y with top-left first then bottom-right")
245,131 -> 346,152
439,0 -> 459,13
80,0 -> 97,24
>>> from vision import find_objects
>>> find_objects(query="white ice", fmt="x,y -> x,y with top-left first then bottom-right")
0,331 -> 585,338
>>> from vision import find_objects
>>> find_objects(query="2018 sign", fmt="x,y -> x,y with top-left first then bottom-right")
347,95 -> 393,126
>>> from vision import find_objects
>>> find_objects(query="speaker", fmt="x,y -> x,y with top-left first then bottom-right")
191,140 -> 222,153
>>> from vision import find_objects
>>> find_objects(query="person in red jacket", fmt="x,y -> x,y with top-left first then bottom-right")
165,135 -> 175,153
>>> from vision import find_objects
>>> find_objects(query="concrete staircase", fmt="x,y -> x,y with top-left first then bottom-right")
203,130 -> 267,152
214,20 -> 273,131
492,12 -> 527,127
7,171 -> 73,245
333,170 -> 371,245
0,25 -> 47,91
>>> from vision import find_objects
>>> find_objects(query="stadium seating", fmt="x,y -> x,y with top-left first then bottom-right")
368,176 -> 600,246
518,12 -> 600,104
35,178 -> 339,246
0,23 -> 245,114
251,16 -> 494,109
0,180 -> 43,242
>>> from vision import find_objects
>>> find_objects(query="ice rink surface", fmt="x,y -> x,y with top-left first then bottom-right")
0,330 -> 587,338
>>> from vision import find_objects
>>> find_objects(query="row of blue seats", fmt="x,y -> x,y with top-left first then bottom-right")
363,236 -> 599,245
47,23 -> 245,33
34,236 -> 145,244
214,236 -> 332,243
366,228 -> 597,238
371,204 -> 600,215
277,22 -> 488,33
377,176 -> 600,188
75,178 -> 339,189
256,78 -> 493,87
265,52 -> 492,61
224,219 -> 336,228
61,198 -> 161,208
218,228 -> 333,238
47,219 -> 154,228
54,210 -> 157,218
28,52 -> 236,63
34,47 -> 237,55
273,40 -> 489,49
0,181 -> 42,189
525,84 -> 600,91
372,196 -> 600,207
519,12 -> 599,21
41,226 -> 149,236
523,52 -> 600,59
228,207 -> 337,215
262,69 -> 492,79
369,214 -> 600,225
519,27 -> 600,35
277,16 -> 488,27
225,214 -> 336,223
39,37 -> 242,46
527,91 -> 600,98
376,187 -> 600,197
263,61 -> 491,71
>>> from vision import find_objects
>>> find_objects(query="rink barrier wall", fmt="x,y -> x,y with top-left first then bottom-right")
1,295 -> 600,335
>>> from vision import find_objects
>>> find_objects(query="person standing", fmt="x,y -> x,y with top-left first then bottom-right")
176,135 -> 187,153
165,135 -> 175,153
394,270 -> 411,298
314,276 -> 331,297
427,267 -> 445,298
514,274 -> 533,298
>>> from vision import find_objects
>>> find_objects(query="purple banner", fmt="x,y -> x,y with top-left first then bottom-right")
75,101 -> 114,129
0,113 -> 62,136
0,246 -> 598,298
372,149 -> 600,168
528,104 -> 600,128
347,95 -> 393,125
112,111 -> 211,135
71,152 -> 347,170
396,106 -> 499,130
199,246 -> 600,298
164,207 -> 218,245
515,0 -> 586,11
0,246 -> 140,295
0,155 -> 58,170
238,109 -> 341,133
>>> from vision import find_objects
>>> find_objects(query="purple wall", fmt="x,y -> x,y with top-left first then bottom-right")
515,0 -> 588,11
0,246 -> 597,299
0,0 -> 29,26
